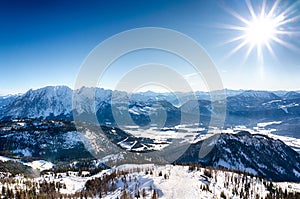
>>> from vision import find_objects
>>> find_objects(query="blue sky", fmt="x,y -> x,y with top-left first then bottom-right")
1,0 -> 300,94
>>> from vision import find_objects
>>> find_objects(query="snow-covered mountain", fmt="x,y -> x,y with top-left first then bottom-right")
227,90 -> 281,109
0,86 -> 121,120
283,91 -> 300,100
2,86 -> 73,119
238,90 -> 280,100
0,94 -> 19,116
0,94 -> 19,108
2,86 -> 300,130
0,86 -> 183,127
1,160 -> 300,199
177,131 -> 300,182
222,90 -> 300,128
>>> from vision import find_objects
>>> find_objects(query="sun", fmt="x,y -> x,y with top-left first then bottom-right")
245,15 -> 277,46
223,0 -> 299,61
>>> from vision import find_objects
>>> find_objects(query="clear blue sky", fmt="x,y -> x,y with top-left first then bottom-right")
1,0 -> 300,94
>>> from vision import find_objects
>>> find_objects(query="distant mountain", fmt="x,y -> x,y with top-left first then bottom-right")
0,94 -> 19,116
130,91 -> 180,104
227,90 -> 280,108
180,100 -> 212,125
1,86 -> 73,119
272,90 -> 289,97
95,100 -> 181,127
225,90 -> 286,122
223,90 -> 300,125
0,86 -> 183,127
177,131 -> 300,182
2,86 -> 300,129
181,100 -> 211,115
0,94 -> 19,108
283,91 -> 300,100
241,90 -> 280,99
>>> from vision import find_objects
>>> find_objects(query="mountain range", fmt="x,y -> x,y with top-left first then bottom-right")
1,86 -> 300,183
1,86 -> 300,131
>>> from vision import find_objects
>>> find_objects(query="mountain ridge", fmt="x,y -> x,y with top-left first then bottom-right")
1,85 -> 300,129
176,131 -> 300,182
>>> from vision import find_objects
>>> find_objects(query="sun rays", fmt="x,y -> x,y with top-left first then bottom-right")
223,0 -> 300,61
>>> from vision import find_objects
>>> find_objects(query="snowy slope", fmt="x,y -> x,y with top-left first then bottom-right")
0,155 -> 53,171
2,86 -> 73,118
177,132 -> 300,182
0,163 -> 299,198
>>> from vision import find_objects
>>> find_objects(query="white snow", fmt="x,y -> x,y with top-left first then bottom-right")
128,107 -> 141,115
262,100 -> 282,105
62,131 -> 82,149
152,165 -> 205,199
13,148 -> 32,156
118,137 -> 131,150
93,153 -> 124,167
293,169 -> 300,178
59,175 -> 87,194
24,160 -> 54,171
17,122 -> 26,127
0,155 -> 54,171
257,121 -> 282,127
123,125 -> 198,150
217,159 -> 231,168
0,162 -> 299,198
0,156 -> 17,162
220,122 -> 300,152
119,121 -> 300,154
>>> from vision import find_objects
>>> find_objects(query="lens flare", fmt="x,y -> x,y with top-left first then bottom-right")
223,0 -> 300,61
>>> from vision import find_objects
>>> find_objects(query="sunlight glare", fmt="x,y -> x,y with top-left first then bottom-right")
223,0 -> 299,61
245,16 -> 277,46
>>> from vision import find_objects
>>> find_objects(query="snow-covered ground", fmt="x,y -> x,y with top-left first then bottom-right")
0,163 -> 299,198
123,122 -> 300,153
0,155 -> 54,171
151,165 -> 212,199
24,160 -> 54,171
0,156 -> 16,162
123,125 -> 199,141
221,122 -> 300,153
0,121 -> 299,198
257,121 -> 282,128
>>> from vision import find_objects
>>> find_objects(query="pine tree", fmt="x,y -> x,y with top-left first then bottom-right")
135,190 -> 140,198
152,189 -> 158,199
120,190 -> 127,199
158,171 -> 162,177
2,186 -> 5,196
220,191 -> 226,199
164,173 -> 168,179
142,188 -> 146,198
